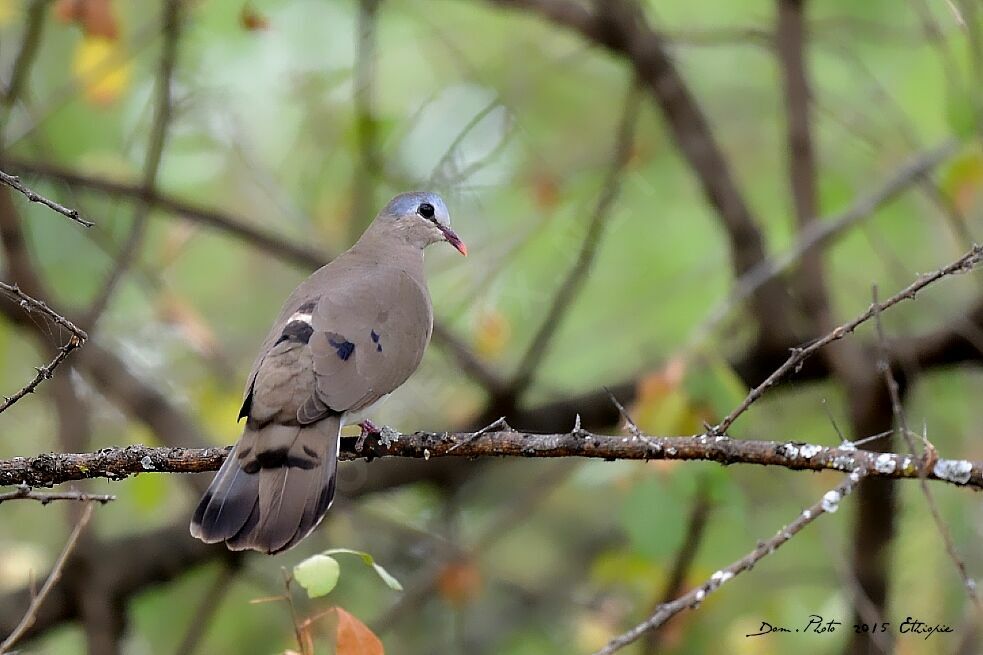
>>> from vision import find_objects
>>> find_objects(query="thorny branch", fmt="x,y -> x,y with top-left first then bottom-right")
714,243 -> 983,434
871,287 -> 982,611
0,281 -> 88,413
592,468 -> 869,655
1,432 -> 979,490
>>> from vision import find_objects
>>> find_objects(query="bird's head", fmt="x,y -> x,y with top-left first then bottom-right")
374,191 -> 467,256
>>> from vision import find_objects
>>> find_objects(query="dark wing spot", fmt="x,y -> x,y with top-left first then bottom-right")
370,330 -> 380,343
377,344 -> 383,352
255,447 -> 289,468
275,320 -> 314,346
328,336 -> 355,361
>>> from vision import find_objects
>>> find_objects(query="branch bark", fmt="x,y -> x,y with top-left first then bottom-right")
3,432 -> 981,490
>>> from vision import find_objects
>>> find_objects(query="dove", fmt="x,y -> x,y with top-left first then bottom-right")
190,192 -> 466,553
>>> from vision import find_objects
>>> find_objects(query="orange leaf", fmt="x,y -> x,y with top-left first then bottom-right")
530,171 -> 560,211
335,607 -> 383,655
437,559 -> 482,607
54,0 -> 119,39
240,3 -> 269,30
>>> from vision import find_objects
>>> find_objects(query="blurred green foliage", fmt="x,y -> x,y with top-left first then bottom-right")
1,0 -> 982,653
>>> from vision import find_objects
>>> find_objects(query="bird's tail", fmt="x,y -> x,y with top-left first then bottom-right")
190,414 -> 341,554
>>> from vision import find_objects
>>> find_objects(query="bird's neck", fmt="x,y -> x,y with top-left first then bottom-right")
347,238 -> 426,281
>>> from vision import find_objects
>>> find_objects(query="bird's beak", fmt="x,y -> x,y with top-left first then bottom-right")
439,226 -> 468,256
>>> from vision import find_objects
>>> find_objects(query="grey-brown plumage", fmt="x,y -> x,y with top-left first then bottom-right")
190,192 -> 465,553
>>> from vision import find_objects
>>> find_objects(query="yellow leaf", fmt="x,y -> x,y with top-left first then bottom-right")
632,357 -> 707,435
472,308 -> 511,359
335,607 -> 383,655
941,149 -> 983,214
72,36 -> 131,105
0,0 -> 18,27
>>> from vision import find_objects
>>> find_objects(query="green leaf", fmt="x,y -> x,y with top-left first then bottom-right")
293,554 -> 341,598
322,548 -> 403,591
946,84 -> 980,141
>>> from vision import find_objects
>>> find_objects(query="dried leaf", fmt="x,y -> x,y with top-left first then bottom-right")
335,607 -> 384,655
436,559 -> 482,606
54,0 -> 119,39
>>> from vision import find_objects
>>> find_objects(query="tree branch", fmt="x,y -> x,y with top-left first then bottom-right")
511,80 -> 641,395
592,468 -> 868,655
715,243 -> 983,434
0,503 -> 96,654
2,431 -> 981,490
81,0 -> 183,329
0,170 -> 93,227
486,0 -> 795,348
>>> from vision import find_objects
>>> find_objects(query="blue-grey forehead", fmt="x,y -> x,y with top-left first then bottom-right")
383,191 -> 449,222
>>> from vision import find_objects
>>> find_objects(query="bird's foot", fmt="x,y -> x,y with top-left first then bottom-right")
355,419 -> 381,453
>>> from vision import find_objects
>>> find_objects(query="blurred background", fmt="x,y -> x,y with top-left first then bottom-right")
1,0 -> 983,653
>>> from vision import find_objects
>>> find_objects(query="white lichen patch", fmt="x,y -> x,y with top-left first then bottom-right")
821,490 -> 841,513
839,441 -> 856,451
901,456 -> 912,472
780,443 -> 799,458
874,453 -> 896,474
140,455 -> 155,470
933,459 -> 973,485
799,444 -> 821,459
666,447 -> 677,456
694,589 -> 706,602
710,570 -> 733,585
831,455 -> 854,471
802,509 -> 812,520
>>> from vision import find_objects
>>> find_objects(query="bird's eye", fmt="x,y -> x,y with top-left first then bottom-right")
418,203 -> 435,219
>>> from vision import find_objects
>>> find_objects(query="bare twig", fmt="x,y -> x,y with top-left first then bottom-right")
0,281 -> 88,341
82,0 -> 182,329
0,485 -> 114,504
871,285 -> 982,611
0,502 -> 96,654
592,468 -> 868,655
0,281 -> 88,412
0,340 -> 81,414
487,0 -> 795,348
0,170 -> 93,227
511,80 -> 641,395
714,243 -> 983,434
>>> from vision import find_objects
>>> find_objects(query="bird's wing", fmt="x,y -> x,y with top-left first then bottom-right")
308,266 -> 433,415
